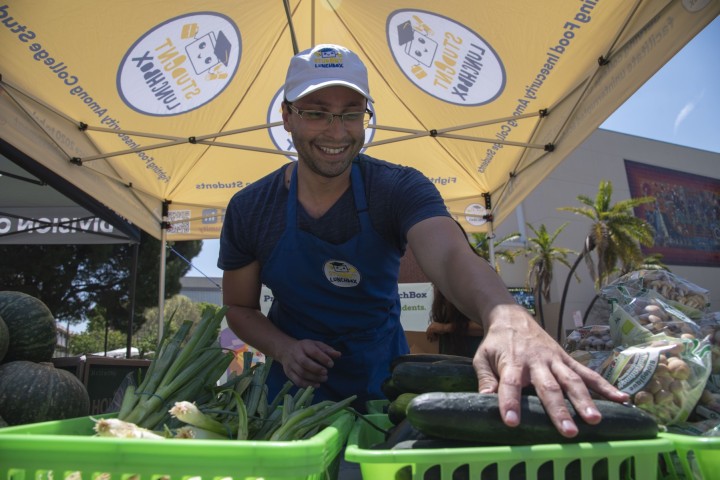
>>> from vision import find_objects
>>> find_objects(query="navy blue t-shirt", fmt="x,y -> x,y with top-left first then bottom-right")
218,154 -> 450,271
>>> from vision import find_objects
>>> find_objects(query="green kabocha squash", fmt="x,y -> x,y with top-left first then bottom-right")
0,291 -> 56,363
0,361 -> 90,426
0,315 -> 8,363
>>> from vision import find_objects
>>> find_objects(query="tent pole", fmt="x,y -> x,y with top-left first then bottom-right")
158,203 -> 169,340
482,193 -> 497,271
282,0 -> 299,54
126,241 -> 139,358
158,234 -> 166,340
488,225 -> 497,272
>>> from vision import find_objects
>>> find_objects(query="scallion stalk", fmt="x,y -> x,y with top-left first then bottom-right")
169,401 -> 228,437
93,418 -> 165,439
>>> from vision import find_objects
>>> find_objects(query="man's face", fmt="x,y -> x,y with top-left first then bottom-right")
283,86 -> 367,179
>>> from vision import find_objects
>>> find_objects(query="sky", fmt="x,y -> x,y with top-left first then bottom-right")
184,16 -> 720,282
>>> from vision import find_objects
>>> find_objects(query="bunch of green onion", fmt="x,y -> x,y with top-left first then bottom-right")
113,304 -> 358,441
117,305 -> 233,429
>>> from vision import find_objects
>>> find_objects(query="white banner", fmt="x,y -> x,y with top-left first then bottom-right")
258,282 -> 434,332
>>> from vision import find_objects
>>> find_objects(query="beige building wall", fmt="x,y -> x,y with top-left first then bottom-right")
493,129 -> 720,340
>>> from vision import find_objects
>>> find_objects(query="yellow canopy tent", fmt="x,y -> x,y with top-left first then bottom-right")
2,0 -> 717,238
1,0 -> 717,314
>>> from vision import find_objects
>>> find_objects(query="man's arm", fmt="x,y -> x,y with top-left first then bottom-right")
222,263 -> 340,388
407,216 -> 628,438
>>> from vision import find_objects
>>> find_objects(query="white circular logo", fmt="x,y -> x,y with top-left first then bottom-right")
268,88 -> 376,161
464,203 -> 488,226
387,9 -> 505,106
323,260 -> 361,288
682,0 -> 711,12
117,12 -> 241,116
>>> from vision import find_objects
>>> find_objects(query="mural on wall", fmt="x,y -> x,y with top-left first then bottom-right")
624,160 -> 720,267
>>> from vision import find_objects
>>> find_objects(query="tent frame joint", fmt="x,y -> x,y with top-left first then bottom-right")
78,122 -> 88,131
598,55 -> 610,66
544,143 -> 555,152
70,157 -> 83,166
481,192 -> 492,210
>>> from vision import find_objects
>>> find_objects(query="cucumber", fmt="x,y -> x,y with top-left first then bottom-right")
391,361 -> 478,394
406,392 -> 658,445
380,376 -> 403,401
390,353 -> 472,371
387,392 -> 418,425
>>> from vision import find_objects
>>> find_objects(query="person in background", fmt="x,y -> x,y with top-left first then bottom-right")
219,43 -> 628,437
426,284 -> 485,357
426,221 -> 485,357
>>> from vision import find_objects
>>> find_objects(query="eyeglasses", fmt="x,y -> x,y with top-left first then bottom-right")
286,103 -> 373,128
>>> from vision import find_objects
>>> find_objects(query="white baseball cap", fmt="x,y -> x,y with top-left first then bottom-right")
284,44 -> 374,103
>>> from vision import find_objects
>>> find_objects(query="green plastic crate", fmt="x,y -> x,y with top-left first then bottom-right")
658,432 -> 720,480
0,412 -> 353,480
365,399 -> 389,414
344,414 -> 675,480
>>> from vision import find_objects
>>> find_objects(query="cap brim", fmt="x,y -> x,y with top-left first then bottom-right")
285,80 -> 374,103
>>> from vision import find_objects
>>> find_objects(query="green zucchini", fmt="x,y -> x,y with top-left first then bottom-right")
387,392 -> 418,425
390,353 -> 472,371
406,392 -> 658,445
380,376 -> 404,401
391,361 -> 478,394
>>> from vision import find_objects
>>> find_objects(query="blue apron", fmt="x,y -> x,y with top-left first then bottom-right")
260,162 -> 409,411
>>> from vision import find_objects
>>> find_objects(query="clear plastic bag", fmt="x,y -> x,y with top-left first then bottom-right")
697,311 -> 720,394
612,270 -> 710,316
600,335 -> 712,426
564,325 -> 614,353
605,286 -> 702,347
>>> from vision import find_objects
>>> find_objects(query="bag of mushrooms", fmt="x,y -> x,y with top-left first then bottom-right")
604,285 -> 703,347
595,281 -> 715,425
610,269 -> 710,318
600,335 -> 712,426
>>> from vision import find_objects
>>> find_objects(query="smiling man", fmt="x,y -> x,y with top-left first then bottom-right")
218,44 -> 627,437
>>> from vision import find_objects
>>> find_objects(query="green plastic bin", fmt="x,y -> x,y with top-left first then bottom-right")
658,432 -> 720,480
365,399 -> 389,414
0,412 -> 353,480
345,414 -> 675,480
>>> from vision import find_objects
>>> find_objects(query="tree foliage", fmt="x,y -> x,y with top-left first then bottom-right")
134,295 -> 213,357
68,295 -> 212,357
469,231 -> 522,272
524,223 -> 577,331
70,307 -> 128,356
0,233 -> 201,333
558,179 -> 655,288
525,223 -> 577,303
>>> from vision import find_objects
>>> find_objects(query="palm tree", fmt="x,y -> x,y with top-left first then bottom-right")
556,179 -> 655,338
470,231 -> 522,272
524,223 -> 577,331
